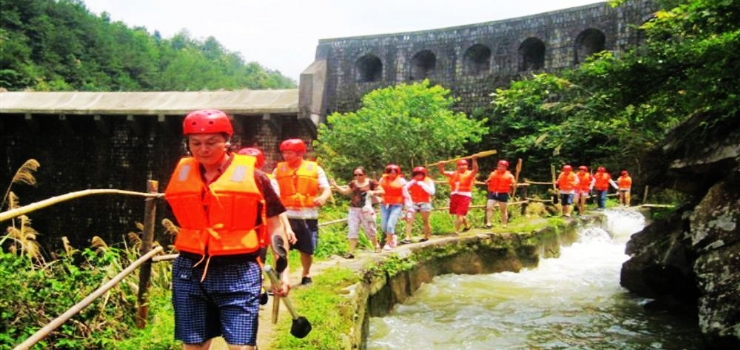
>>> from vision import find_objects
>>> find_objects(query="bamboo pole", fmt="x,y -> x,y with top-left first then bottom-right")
14,246 -> 164,350
425,150 -> 497,167
318,218 -> 349,227
136,180 -> 159,328
0,189 -> 163,222
642,185 -> 649,204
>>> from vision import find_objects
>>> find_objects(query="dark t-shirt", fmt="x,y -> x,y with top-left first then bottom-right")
349,180 -> 378,208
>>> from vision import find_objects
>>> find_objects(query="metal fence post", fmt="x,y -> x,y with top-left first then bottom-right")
136,180 -> 159,328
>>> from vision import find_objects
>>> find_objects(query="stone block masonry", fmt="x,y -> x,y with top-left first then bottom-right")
300,0 -> 658,120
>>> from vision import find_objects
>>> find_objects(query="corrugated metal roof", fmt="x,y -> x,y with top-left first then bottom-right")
0,89 -> 299,115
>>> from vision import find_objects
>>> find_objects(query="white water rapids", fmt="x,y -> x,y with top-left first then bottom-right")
367,209 -> 703,350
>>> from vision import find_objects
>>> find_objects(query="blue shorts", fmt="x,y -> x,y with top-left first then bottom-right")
172,255 -> 262,346
289,219 -> 319,255
560,193 -> 575,205
487,192 -> 510,202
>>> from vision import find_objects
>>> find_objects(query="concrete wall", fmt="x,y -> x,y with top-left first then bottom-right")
0,113 -> 315,249
301,0 -> 657,119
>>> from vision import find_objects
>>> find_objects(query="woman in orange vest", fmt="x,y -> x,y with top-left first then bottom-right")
401,166 -> 436,244
379,164 -> 407,250
164,109 -> 290,350
575,165 -> 593,215
617,170 -> 633,206
485,160 -> 515,228
329,166 -> 383,258
556,164 -> 580,217
438,157 -> 478,233
592,166 -> 618,209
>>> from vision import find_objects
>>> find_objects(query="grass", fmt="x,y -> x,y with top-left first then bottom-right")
270,267 -> 360,350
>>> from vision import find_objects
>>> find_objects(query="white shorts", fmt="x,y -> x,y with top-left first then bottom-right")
407,202 -> 433,213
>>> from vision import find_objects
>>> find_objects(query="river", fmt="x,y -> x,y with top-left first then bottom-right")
367,209 -> 704,350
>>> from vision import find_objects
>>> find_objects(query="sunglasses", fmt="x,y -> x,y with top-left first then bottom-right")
353,173 -> 365,176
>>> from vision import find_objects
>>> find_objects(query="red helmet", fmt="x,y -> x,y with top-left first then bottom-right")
412,166 -> 427,176
237,147 -> 265,168
578,165 -> 588,171
385,164 -> 401,174
280,139 -> 307,153
563,165 -> 573,171
456,159 -> 468,166
183,109 -> 233,136
621,170 -> 628,175
498,160 -> 509,168
597,166 -> 606,172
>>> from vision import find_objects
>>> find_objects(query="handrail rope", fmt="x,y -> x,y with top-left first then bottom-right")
0,189 -> 164,222
13,246 -> 165,350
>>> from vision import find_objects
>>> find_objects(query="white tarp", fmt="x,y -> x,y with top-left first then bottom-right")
0,89 -> 299,115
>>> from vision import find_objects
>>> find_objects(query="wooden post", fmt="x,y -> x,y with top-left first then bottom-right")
136,180 -> 159,328
642,185 -> 649,204
520,184 -> 529,216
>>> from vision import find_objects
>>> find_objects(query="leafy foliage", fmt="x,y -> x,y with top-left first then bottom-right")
0,0 -> 295,91
476,0 -> 740,186
315,80 -> 485,180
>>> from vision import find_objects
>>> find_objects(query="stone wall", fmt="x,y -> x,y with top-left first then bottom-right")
0,113 -> 315,249
303,0 -> 657,119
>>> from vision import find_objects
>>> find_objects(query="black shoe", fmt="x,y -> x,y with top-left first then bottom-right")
419,238 -> 429,242
399,239 -> 412,245
301,277 -> 312,285
343,253 -> 355,259
462,226 -> 471,232
484,224 -> 493,229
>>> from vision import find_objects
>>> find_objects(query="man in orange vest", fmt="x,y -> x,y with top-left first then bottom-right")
273,139 -> 332,286
556,164 -> 580,217
401,166 -> 435,244
592,166 -> 618,209
574,165 -> 593,215
438,157 -> 478,233
617,170 -> 633,206
164,110 -> 290,350
379,164 -> 407,250
485,160 -> 515,228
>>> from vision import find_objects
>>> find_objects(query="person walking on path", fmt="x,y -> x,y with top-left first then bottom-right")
438,157 -> 478,233
592,167 -> 618,209
556,164 -> 579,217
273,139 -> 332,286
617,170 -> 633,206
401,166 -> 435,244
378,164 -> 406,250
484,160 -> 515,228
329,166 -> 382,258
575,166 -> 593,215
165,109 -> 291,350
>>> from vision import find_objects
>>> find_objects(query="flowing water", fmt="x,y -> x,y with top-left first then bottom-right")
367,209 -> 704,350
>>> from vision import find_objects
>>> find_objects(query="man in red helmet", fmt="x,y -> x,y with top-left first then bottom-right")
592,166 -> 618,209
273,139 -> 332,286
485,160 -> 515,228
556,164 -> 580,217
438,157 -> 478,233
164,110 -> 290,350
574,166 -> 593,215
617,170 -> 633,206
401,166 -> 435,244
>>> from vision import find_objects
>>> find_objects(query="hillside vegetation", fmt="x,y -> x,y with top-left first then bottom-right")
0,0 -> 295,91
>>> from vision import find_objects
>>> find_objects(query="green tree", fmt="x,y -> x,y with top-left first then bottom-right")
315,80 -> 485,179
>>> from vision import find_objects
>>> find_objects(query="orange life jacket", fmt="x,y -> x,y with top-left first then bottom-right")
593,172 -> 612,191
618,175 -> 632,190
274,160 -> 319,208
164,155 -> 266,256
576,172 -> 592,191
557,172 -> 578,191
381,175 -> 405,204
487,170 -> 514,193
448,170 -> 476,192
408,178 -> 434,203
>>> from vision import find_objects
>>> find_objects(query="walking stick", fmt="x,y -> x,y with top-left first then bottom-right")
511,158 -> 522,197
